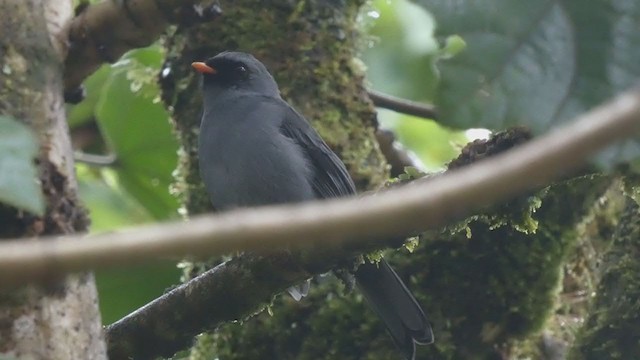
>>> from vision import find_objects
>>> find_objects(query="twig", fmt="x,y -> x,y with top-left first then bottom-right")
0,89 -> 638,289
375,129 -> 418,177
74,152 -> 117,167
368,89 -> 438,120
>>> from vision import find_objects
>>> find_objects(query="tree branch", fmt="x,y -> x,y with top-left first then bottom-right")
375,129 -> 418,176
104,245 -> 386,359
368,89 -> 438,120
0,89 -> 638,289
74,151 -> 117,167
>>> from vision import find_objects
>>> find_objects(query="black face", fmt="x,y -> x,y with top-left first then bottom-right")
202,55 -> 251,87
198,52 -> 279,97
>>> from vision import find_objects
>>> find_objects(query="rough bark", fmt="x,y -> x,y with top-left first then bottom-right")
568,198 -> 640,359
0,0 -> 106,358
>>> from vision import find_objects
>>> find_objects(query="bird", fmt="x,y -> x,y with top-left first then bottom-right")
193,51 -> 434,359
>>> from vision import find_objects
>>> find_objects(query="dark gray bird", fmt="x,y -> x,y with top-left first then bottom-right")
193,51 -> 434,359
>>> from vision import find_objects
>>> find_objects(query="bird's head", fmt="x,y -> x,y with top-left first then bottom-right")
192,52 -> 280,101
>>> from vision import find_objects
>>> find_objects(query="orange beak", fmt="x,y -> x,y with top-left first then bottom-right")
192,62 -> 217,74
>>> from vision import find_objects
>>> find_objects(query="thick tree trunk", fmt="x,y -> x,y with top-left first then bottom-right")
0,1 -> 106,358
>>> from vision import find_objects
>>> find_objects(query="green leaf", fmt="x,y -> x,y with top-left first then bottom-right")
417,0 -> 640,167
365,0 -> 467,173
438,35 -> 466,60
0,116 -> 44,215
388,112 -> 468,170
76,166 -> 179,325
121,45 -> 164,67
96,261 -> 180,324
96,47 -> 179,219
77,165 -> 153,231
67,65 -> 111,128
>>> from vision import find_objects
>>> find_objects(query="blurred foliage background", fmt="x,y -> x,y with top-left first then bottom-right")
61,0 -> 639,332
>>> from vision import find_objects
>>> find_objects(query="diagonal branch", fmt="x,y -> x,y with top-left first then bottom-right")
376,129 -> 418,176
104,245 -> 385,359
0,89 -> 638,290
368,90 -> 438,120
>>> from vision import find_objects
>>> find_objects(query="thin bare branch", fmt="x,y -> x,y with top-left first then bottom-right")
74,152 -> 117,167
0,89 -> 638,289
368,89 -> 438,120
375,129 -> 418,176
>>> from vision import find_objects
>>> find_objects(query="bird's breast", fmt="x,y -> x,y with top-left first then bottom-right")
198,118 -> 314,209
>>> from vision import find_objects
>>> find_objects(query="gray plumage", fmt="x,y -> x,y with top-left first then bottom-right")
196,51 -> 433,359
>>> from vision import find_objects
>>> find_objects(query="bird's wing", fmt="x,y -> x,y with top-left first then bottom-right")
276,100 -> 356,199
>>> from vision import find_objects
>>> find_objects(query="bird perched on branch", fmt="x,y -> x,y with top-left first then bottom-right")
193,51 -> 433,359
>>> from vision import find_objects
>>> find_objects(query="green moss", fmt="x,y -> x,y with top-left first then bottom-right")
622,170 -> 640,206
206,278 -> 399,360
404,223 -> 566,359
568,199 -> 640,360
446,193 -> 544,241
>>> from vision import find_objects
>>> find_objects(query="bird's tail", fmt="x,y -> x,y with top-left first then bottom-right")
355,258 -> 433,360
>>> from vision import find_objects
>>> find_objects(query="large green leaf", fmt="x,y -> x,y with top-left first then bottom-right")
96,261 -> 180,324
416,0 -> 640,166
0,116 -> 44,215
67,65 -> 111,128
77,166 -> 179,325
96,47 -> 179,219
77,166 -> 152,231
365,0 -> 467,171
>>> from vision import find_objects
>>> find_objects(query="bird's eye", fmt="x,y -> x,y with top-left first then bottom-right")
237,65 -> 247,73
